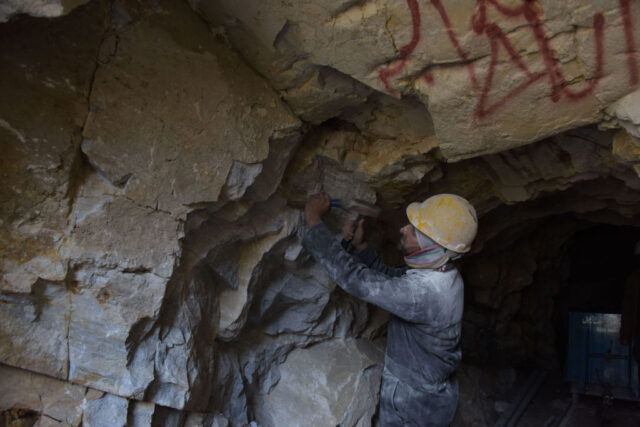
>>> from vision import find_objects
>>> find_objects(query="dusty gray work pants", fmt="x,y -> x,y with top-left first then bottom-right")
378,368 -> 458,427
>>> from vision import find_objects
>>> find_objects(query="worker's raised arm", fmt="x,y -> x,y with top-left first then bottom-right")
304,222 -> 432,322
351,244 -> 408,277
341,218 -> 408,277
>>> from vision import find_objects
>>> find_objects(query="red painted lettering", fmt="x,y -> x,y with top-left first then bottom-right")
620,0 -> 639,85
376,0 -> 637,119
377,0 -> 421,97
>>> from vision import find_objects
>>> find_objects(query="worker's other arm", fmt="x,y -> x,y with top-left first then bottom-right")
304,222 -> 431,322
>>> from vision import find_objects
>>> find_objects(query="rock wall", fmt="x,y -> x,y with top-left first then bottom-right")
1,0 -> 640,426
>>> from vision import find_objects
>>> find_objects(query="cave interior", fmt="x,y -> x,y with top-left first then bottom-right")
1,0 -> 640,426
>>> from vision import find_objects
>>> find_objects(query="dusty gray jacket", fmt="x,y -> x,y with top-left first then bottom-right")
303,223 -> 464,390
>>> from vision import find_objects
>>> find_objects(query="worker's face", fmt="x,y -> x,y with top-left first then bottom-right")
398,224 -> 420,255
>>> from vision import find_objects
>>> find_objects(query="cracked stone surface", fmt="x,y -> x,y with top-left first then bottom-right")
0,280 -> 69,379
1,0 -> 640,426
197,0 -> 640,160
253,338 -> 384,427
82,0 -> 301,218
0,364 -> 87,426
0,0 -> 90,22
0,0 -> 107,294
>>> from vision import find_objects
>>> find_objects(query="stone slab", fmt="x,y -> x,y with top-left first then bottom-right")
0,364 -> 86,426
253,338 -> 383,427
82,0 -> 300,218
0,281 -> 69,379
0,0 -> 107,293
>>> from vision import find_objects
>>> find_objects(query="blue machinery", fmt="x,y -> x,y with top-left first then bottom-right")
566,312 -> 639,400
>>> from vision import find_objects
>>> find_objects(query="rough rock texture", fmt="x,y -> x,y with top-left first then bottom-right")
0,364 -> 87,426
253,339 -> 384,427
82,0 -> 301,218
0,363 -> 229,427
0,0 -> 90,22
83,393 -> 129,427
0,0 -> 107,294
197,0 -> 640,159
606,88 -> 640,138
2,0 -> 640,426
0,280 -> 70,379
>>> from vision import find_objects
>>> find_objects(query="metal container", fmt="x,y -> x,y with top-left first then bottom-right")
566,312 -> 639,400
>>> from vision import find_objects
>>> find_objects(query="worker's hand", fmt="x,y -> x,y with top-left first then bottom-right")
342,218 -> 368,252
305,192 -> 331,227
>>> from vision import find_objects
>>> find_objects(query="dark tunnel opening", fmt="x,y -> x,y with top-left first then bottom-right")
456,219 -> 640,425
553,223 -> 640,373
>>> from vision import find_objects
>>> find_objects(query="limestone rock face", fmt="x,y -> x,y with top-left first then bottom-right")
1,0 -> 319,421
253,339 -> 384,427
0,0 -> 107,294
197,0 -> 640,159
0,364 -> 86,426
82,0 -> 301,218
69,173 -> 181,278
0,0 -> 90,22
0,280 -> 70,379
608,88 -> 640,138
0,363 -> 202,427
2,0 -> 640,426
83,393 -> 129,427
613,128 -> 640,166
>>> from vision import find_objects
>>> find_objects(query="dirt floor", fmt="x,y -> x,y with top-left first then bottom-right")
514,369 -> 640,427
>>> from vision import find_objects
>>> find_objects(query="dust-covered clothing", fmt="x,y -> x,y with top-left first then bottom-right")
341,239 -> 408,277
379,367 -> 459,427
303,223 -> 464,426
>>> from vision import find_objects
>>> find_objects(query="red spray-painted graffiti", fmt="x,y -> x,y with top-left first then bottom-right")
377,0 -> 639,118
378,0 -> 421,95
467,0 -> 604,117
621,0 -> 639,85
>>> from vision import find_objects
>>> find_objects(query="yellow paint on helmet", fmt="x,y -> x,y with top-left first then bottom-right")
406,194 -> 478,253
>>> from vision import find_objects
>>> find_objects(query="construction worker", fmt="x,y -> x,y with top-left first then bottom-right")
303,192 -> 478,427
